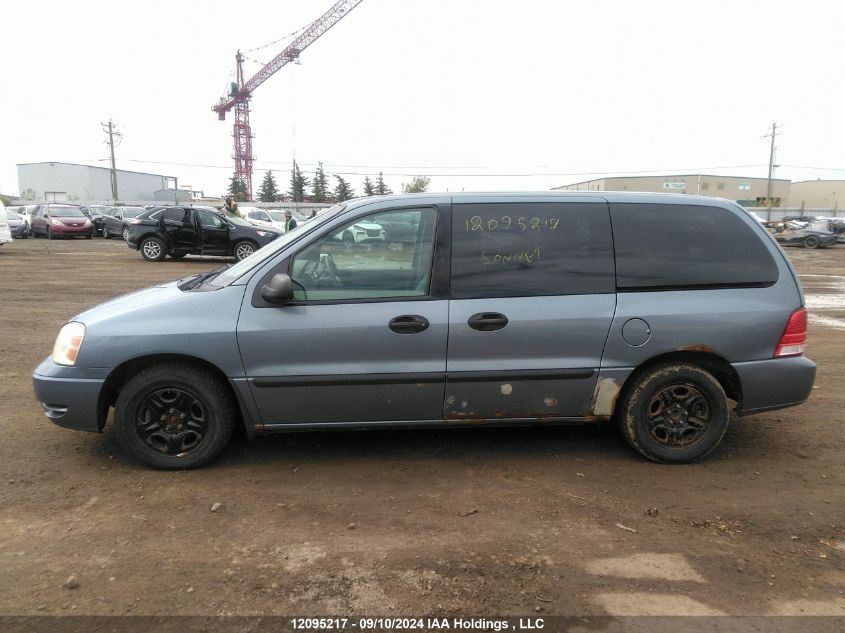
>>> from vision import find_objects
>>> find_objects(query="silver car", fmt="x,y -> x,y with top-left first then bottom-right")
33,192 -> 816,469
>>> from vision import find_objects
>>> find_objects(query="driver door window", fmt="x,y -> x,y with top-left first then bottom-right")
196,209 -> 225,228
290,207 -> 437,302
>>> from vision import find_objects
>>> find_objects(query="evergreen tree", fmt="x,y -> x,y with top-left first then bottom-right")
311,161 -> 329,203
288,161 -> 309,202
375,172 -> 392,195
402,175 -> 431,194
227,174 -> 249,201
257,170 -> 280,202
334,175 -> 355,201
362,176 -> 375,197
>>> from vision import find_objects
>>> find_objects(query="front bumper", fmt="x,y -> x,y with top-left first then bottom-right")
32,357 -> 108,432
734,355 -> 817,415
51,224 -> 93,236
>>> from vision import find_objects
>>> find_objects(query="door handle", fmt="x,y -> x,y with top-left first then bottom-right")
389,315 -> 430,334
467,312 -> 509,332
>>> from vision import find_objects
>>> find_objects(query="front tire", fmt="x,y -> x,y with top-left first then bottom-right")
342,231 -> 355,249
122,226 -> 131,241
233,240 -> 256,261
140,236 -> 167,261
103,226 -> 110,239
47,227 -> 54,240
616,363 -> 729,463
114,364 -> 235,469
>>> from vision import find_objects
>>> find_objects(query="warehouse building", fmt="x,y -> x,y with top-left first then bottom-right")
554,174 -> 791,206
17,162 -> 192,204
789,179 -> 845,210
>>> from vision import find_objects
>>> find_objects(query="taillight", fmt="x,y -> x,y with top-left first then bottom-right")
774,308 -> 807,358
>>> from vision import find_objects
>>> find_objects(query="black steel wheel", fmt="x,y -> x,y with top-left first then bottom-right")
617,363 -> 729,463
803,235 -> 820,249
114,364 -> 235,469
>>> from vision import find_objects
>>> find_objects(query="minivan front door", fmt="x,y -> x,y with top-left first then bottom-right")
445,200 -> 617,420
237,205 -> 449,426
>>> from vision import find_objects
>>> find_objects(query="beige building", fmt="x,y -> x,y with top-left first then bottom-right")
789,180 -> 845,210
554,174 -> 791,206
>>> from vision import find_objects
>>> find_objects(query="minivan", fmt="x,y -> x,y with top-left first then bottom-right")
33,193 -> 816,469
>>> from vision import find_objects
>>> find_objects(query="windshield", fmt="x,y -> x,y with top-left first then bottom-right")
48,207 -> 84,217
7,211 -> 19,220
212,203 -> 346,287
88,206 -> 109,216
268,211 -> 285,222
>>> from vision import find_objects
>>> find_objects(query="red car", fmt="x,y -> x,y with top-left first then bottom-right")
30,204 -> 94,239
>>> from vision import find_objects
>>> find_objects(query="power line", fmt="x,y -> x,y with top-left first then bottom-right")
87,158 -> 778,178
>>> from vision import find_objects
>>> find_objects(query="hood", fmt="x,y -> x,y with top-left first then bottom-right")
8,217 -> 22,226
73,280 -> 184,326
51,215 -> 90,223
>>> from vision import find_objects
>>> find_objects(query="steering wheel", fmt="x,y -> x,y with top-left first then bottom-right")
302,254 -> 342,288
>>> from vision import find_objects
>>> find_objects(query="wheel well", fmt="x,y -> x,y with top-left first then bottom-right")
626,351 -> 742,405
98,354 -> 244,432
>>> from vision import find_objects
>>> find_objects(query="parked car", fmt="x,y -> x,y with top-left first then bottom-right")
17,205 -> 39,230
332,218 -> 386,247
0,200 -> 11,247
79,205 -> 112,236
7,210 -> 28,238
102,206 -> 144,240
773,225 -> 838,249
242,208 -> 287,233
33,193 -> 816,469
29,204 -> 93,239
126,206 -> 282,261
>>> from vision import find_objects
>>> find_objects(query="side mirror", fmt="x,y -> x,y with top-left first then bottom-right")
261,273 -> 294,303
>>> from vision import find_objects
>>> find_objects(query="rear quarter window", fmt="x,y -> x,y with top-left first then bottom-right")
451,202 -> 615,299
611,203 -> 779,290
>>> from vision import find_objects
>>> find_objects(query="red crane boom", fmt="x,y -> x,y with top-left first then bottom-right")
213,0 -> 364,199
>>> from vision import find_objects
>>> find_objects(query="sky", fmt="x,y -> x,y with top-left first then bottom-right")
2,0 -> 844,199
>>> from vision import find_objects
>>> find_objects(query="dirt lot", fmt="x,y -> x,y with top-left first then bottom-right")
0,237 -> 842,618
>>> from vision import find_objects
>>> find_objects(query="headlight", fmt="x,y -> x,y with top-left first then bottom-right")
52,322 -> 86,366
51,219 -> 62,225
256,230 -> 268,237
83,218 -> 91,225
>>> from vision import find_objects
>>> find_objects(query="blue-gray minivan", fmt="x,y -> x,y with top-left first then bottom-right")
33,193 -> 816,469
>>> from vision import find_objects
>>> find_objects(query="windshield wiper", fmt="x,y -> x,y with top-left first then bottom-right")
179,264 -> 230,290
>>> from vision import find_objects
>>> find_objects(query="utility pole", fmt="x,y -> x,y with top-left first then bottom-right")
101,119 -> 122,204
764,121 -> 781,213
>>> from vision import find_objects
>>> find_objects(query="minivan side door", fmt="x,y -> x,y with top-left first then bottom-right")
237,204 -> 449,426
445,198 -> 617,420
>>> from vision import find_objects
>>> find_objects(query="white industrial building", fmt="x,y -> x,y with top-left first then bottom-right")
17,162 -> 192,204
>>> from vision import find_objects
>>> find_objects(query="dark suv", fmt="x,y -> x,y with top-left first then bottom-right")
127,206 -> 282,261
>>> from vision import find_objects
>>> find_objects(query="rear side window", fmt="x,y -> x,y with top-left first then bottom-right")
611,204 -> 779,290
451,202 -> 615,299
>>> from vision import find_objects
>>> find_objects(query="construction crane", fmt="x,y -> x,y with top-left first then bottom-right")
213,0 -> 365,199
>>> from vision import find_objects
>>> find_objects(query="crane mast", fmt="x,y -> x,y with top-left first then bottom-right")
213,0 -> 365,199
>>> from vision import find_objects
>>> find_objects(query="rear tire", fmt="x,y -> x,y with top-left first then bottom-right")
804,235 -> 820,249
114,363 -> 235,470
616,363 -> 729,463
140,236 -> 167,262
